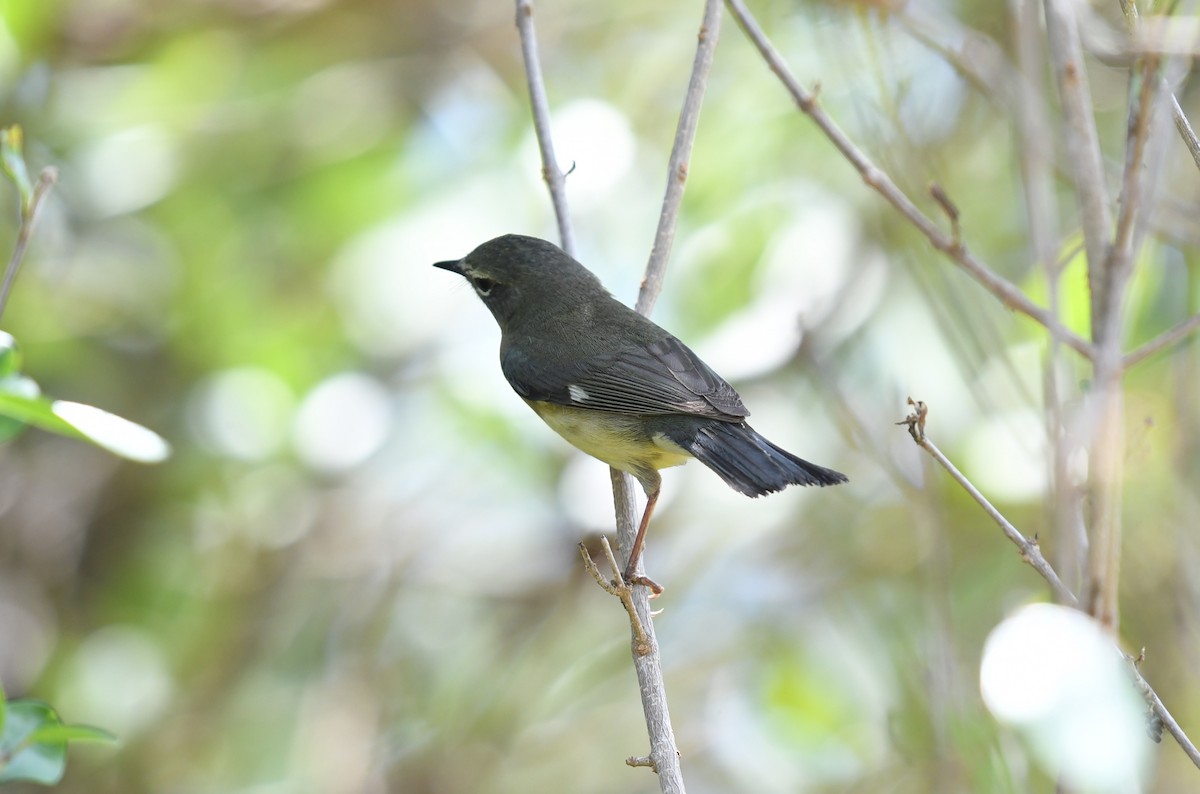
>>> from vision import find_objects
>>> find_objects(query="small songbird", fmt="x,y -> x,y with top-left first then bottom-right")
434,234 -> 846,592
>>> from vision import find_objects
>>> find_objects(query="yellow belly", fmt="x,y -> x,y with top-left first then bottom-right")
525,400 -> 692,476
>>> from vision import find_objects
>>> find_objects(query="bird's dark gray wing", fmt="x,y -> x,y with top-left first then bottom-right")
502,336 -> 748,420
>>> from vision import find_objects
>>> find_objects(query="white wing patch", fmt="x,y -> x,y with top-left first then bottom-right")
568,384 -> 590,403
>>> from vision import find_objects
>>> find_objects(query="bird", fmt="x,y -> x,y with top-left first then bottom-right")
434,234 -> 846,592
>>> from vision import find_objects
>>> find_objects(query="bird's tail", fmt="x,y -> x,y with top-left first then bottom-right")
668,421 -> 847,497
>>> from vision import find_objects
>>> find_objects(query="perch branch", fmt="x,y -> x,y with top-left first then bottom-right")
723,0 -> 1093,362
515,3 -> 683,789
611,4 -> 724,790
578,539 -> 651,655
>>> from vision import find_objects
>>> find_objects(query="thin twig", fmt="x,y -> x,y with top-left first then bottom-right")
0,167 -> 56,323
1124,313 -> 1200,368
723,0 -> 1094,362
1130,659 -> 1200,769
635,0 -> 723,317
898,400 -> 1200,770
578,540 -> 651,655
898,399 -> 1077,606
514,0 -> 576,257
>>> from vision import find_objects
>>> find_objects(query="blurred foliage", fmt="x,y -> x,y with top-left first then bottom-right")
0,0 -> 1196,793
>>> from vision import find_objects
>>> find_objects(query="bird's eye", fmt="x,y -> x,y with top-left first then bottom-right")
472,276 -> 496,296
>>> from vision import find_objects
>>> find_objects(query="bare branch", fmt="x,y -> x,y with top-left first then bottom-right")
897,400 -> 1079,607
898,400 -> 1200,769
1124,313 -> 1200,369
1130,658 -> 1200,768
723,0 -> 1094,361
514,0 -> 576,256
635,0 -> 723,317
601,5 -> 725,790
578,539 -> 652,655
609,469 -> 685,792
1110,57 -> 1160,284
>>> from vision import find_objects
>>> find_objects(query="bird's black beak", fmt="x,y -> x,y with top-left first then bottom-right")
433,258 -> 465,275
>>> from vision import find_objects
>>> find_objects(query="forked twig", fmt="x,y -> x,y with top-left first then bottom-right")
578,539 -> 651,656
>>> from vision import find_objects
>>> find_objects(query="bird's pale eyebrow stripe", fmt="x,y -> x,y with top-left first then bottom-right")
568,384 -> 590,403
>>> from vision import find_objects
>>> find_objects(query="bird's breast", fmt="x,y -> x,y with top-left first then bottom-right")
523,400 -> 692,476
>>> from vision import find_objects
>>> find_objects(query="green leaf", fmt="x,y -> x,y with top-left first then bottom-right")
0,378 -> 74,436
51,401 -> 172,463
0,700 -> 66,785
0,678 -> 7,736
0,380 -> 171,462
28,723 -> 117,746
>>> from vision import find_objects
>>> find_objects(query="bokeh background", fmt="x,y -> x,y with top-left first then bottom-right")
0,0 -> 1198,791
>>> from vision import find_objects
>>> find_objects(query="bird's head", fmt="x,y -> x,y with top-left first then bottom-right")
433,234 -> 608,332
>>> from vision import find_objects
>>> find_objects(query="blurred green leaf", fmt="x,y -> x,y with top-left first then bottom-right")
51,401 -> 172,463
0,700 -> 67,785
0,679 -> 7,736
0,374 -> 42,443
0,380 -> 171,462
28,724 -> 117,746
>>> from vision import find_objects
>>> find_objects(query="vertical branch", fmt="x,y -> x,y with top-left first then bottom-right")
1042,0 -> 1111,327
515,0 -> 576,256
1085,4 -> 1168,634
516,2 -> 722,792
1043,0 -> 1127,634
614,3 -> 723,790
1012,0 -> 1084,593
609,470 -> 684,792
